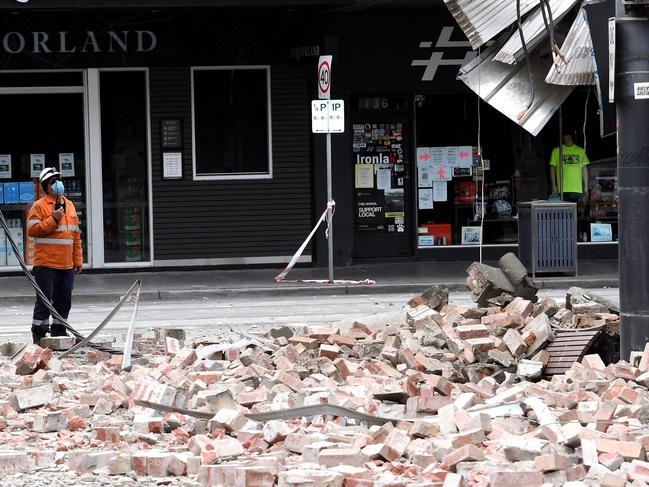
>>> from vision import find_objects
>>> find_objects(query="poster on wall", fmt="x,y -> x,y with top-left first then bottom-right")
418,188 -> 434,209
433,181 -> 447,202
431,147 -> 444,165
457,146 -> 473,168
376,166 -> 392,190
59,153 -> 75,177
416,147 -> 431,166
355,164 -> 374,188
356,189 -> 385,231
163,152 -> 183,179
0,155 -> 11,179
430,166 -> 453,182
384,189 -> 405,233
353,122 -> 407,232
418,163 -> 432,187
444,147 -> 459,166
30,154 -> 45,179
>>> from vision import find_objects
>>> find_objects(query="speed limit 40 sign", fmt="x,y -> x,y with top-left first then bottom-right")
318,55 -> 332,99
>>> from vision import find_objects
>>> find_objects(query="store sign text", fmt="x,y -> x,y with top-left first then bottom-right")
355,154 -> 390,165
0,30 -> 157,54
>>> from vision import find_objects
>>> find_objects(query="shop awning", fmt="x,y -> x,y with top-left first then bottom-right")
442,0 -> 540,49
458,40 -> 574,136
545,8 -> 597,86
493,0 -> 580,65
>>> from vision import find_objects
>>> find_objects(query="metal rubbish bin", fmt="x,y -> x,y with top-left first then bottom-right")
518,201 -> 577,277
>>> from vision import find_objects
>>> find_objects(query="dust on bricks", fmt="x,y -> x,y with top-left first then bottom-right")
0,275 -> 637,486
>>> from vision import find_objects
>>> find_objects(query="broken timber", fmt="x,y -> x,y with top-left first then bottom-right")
543,329 -> 604,378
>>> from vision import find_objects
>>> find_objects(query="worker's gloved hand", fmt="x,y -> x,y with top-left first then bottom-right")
548,193 -> 561,202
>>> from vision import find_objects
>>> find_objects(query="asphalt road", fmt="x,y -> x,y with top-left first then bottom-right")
0,288 -> 620,345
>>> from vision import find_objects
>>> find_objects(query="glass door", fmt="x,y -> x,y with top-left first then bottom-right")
0,85 -> 87,269
99,70 -> 150,264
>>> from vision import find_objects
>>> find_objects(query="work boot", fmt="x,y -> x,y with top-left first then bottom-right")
31,325 -> 49,345
50,323 -> 68,337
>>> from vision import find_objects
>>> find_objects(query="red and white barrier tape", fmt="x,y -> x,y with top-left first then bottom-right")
275,201 -> 375,286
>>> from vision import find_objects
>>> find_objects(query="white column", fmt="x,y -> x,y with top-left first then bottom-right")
85,69 -> 105,268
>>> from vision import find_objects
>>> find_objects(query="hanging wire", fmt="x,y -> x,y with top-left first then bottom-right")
516,0 -> 536,121
583,86 -> 591,154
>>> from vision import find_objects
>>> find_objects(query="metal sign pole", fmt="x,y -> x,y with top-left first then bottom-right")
559,106 -> 564,202
326,132 -> 334,284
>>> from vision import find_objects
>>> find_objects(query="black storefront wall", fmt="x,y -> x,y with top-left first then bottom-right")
314,7 -> 619,265
314,7 -> 485,265
0,11 -> 321,264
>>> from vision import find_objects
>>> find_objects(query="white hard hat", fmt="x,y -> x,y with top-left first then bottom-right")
39,167 -> 61,184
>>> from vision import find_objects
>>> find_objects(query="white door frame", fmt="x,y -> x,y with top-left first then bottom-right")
87,67 -> 154,268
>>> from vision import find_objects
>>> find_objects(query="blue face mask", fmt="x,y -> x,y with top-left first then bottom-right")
52,180 -> 65,196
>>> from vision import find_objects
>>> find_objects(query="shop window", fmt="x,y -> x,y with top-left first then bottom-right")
192,67 -> 272,180
100,70 -> 150,264
0,92 -> 87,268
414,91 -> 617,248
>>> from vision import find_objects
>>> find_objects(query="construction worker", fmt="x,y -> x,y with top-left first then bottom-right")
27,167 -> 83,344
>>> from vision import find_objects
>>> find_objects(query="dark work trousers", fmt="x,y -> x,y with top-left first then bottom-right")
31,267 -> 74,343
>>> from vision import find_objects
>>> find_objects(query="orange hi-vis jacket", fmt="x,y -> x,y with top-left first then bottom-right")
27,194 -> 82,270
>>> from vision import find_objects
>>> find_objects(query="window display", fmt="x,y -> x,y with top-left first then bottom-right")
0,92 -> 87,268
414,91 -> 617,248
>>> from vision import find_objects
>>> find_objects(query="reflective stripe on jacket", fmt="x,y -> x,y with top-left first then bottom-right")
27,194 -> 82,270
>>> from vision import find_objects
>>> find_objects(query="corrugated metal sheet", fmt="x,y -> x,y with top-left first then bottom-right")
458,42 -> 574,136
545,8 -> 597,85
494,0 -> 580,64
442,0 -> 539,50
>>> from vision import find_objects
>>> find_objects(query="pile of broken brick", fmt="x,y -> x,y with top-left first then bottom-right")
1,273 -> 644,487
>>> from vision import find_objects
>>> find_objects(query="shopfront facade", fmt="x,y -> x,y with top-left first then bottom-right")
312,4 -> 618,266
0,1 -> 618,272
0,5 -> 319,271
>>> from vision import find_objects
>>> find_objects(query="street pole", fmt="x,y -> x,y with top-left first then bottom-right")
559,106 -> 564,202
326,132 -> 334,284
616,0 -> 649,360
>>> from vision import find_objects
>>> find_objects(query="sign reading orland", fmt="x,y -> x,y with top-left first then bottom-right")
0,30 -> 157,54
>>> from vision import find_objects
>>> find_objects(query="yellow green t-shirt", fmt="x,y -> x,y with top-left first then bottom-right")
549,144 -> 589,193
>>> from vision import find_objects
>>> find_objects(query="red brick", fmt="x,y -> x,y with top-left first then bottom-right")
597,438 -> 646,460
441,444 -> 484,471
425,374 -> 453,396
489,472 -> 545,487
455,324 -> 489,340
534,453 -> 570,471
288,336 -> 318,349
406,396 -> 452,416
319,344 -> 342,360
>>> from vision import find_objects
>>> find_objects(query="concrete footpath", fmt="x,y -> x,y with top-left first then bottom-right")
0,259 -> 619,304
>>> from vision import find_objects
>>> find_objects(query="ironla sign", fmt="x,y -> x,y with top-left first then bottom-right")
0,30 -> 157,54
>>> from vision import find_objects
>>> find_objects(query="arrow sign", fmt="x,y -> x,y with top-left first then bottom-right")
459,150 -> 470,159
419,152 -> 431,161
